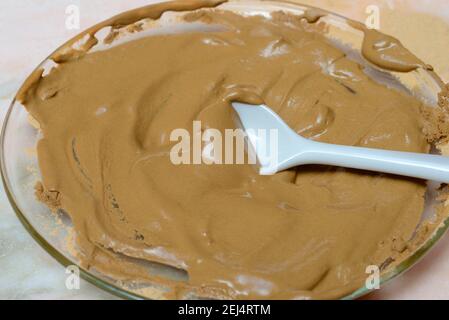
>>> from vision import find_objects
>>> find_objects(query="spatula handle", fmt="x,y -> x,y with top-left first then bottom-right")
298,142 -> 449,182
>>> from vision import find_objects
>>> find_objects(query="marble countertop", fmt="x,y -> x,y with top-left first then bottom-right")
1,0 -> 449,300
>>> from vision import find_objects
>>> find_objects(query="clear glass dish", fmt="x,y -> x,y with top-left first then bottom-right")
1,0 -> 448,300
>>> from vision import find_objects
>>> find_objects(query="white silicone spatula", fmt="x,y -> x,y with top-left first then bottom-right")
232,102 -> 449,181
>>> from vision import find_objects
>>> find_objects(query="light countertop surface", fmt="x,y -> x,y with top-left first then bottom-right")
1,0 -> 449,300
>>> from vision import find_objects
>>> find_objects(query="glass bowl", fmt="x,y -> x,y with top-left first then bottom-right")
1,0 -> 448,300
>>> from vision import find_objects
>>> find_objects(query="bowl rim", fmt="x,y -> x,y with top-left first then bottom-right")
2,0 -> 449,300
